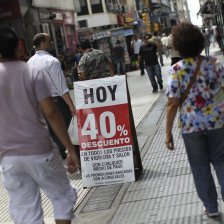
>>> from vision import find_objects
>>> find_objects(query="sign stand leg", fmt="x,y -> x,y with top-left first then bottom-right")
126,79 -> 143,180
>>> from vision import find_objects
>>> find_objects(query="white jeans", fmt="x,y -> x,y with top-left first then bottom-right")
0,149 -> 77,224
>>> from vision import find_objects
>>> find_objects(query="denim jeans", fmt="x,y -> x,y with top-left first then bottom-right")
145,64 -> 162,90
116,59 -> 126,75
182,128 -> 224,213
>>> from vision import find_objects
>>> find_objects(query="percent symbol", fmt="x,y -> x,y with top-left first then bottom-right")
117,125 -> 128,136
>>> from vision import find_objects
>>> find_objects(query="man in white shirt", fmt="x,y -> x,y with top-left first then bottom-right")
28,33 -> 76,159
167,33 -> 182,66
161,33 -> 169,58
131,34 -> 145,75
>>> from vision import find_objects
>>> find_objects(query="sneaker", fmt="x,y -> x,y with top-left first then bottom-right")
152,89 -> 158,93
159,84 -> 163,90
203,207 -> 220,217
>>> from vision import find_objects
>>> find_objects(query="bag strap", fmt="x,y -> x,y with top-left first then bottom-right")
179,56 -> 204,108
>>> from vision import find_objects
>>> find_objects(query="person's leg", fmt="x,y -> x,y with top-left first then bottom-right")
164,46 -> 169,58
159,52 -> 164,66
74,145 -> 81,166
140,56 -> 145,75
154,64 -> 163,90
145,65 -> 158,92
51,97 -> 72,159
182,132 -> 218,213
207,128 -> 224,202
29,149 -> 77,222
0,156 -> 44,224
121,60 -> 126,75
116,61 -> 121,75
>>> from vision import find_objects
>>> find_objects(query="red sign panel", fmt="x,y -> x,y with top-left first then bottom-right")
0,0 -> 21,19
74,76 -> 135,187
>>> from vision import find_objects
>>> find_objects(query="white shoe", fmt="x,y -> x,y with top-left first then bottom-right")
203,207 -> 220,217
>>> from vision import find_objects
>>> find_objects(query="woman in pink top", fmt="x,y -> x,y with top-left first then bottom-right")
0,27 -> 79,224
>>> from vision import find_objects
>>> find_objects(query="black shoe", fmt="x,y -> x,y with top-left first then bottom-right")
140,72 -> 145,76
159,84 -> 163,90
152,89 -> 158,93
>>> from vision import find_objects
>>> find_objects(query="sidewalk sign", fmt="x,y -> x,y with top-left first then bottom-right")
73,76 -> 142,187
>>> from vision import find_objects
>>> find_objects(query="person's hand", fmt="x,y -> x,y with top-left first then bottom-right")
136,63 -> 140,69
69,104 -> 76,115
165,133 -> 174,150
67,150 -> 80,173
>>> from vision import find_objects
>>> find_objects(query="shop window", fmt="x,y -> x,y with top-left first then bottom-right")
77,0 -> 89,16
78,20 -> 88,28
90,0 -> 103,14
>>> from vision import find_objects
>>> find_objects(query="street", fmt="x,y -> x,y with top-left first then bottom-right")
0,46 -> 223,224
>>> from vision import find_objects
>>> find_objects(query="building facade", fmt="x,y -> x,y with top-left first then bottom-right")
0,0 -> 79,56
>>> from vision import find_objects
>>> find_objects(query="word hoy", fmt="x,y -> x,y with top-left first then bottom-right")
83,85 -> 117,104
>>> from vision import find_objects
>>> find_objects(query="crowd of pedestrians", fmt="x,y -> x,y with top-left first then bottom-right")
1,20 -> 224,223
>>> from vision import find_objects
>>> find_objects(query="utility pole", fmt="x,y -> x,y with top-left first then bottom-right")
146,0 -> 153,32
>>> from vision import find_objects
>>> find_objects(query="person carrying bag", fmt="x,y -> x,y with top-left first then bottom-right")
166,23 -> 224,217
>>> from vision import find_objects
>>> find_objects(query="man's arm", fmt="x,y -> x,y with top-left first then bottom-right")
39,97 -> 79,173
80,71 -> 86,80
137,55 -> 142,69
165,98 -> 179,150
61,92 -> 76,115
151,39 -> 162,51
49,60 -> 76,115
131,40 -> 134,48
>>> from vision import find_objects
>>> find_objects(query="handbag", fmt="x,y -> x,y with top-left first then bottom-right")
211,58 -> 224,112
179,56 -> 204,109
68,115 -> 79,145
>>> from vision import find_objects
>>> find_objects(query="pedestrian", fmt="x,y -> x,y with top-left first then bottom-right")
78,39 -> 114,80
64,48 -> 75,70
202,29 -> 210,56
166,22 -> 224,217
137,33 -> 163,93
167,27 -> 182,65
0,26 -> 79,224
112,39 -> 126,75
72,43 -> 82,82
131,34 -> 145,75
211,25 -> 217,47
161,33 -> 169,58
28,33 -> 76,160
215,27 -> 221,49
152,31 -> 164,66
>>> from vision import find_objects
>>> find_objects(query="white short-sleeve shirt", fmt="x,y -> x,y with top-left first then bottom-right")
28,50 -> 69,97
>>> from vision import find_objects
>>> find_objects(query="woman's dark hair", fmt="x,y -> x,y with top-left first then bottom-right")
172,23 -> 205,58
0,26 -> 18,59
33,33 -> 46,48
80,39 -> 91,50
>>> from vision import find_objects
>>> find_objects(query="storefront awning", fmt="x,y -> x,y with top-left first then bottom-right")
197,1 -> 214,15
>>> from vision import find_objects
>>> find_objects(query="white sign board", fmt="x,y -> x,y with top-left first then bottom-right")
74,76 -> 135,187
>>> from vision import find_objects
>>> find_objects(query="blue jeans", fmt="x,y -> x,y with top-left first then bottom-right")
183,128 -> 224,213
116,60 -> 126,75
145,64 -> 162,90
